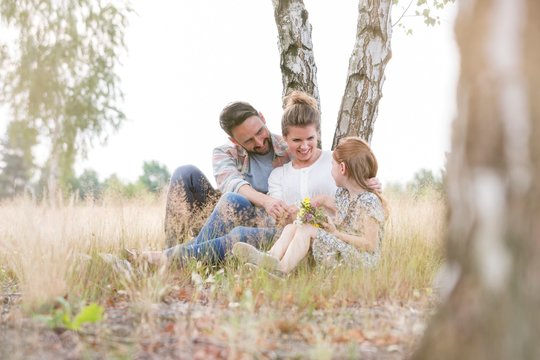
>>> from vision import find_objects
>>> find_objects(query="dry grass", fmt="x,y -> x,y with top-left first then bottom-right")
0,193 -> 166,307
0,189 -> 446,358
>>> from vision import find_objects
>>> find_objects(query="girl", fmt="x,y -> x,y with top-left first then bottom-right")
233,136 -> 387,274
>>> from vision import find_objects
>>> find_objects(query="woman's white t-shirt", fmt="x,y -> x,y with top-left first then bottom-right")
267,150 -> 337,205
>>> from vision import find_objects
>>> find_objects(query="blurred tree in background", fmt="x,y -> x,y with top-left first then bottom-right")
0,120 -> 38,198
138,160 -> 171,194
383,168 -> 444,199
0,0 -> 131,200
72,168 -> 101,200
407,168 -> 444,197
65,160 -> 171,202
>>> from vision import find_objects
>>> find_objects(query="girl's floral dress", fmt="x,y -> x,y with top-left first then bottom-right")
312,187 -> 385,269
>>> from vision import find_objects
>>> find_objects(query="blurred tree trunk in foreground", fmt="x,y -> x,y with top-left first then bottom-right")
414,0 -> 540,359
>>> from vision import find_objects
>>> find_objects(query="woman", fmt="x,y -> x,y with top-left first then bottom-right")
267,91 -> 336,207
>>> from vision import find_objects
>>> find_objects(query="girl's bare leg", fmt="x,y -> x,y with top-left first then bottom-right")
278,225 -> 317,273
268,223 -> 297,260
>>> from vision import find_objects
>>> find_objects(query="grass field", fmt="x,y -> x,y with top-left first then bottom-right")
0,190 -> 446,359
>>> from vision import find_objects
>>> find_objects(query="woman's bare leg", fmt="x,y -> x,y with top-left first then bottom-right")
278,225 -> 317,273
268,224 -> 297,260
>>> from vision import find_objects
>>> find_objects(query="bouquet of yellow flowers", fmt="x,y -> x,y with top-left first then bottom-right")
295,197 -> 327,227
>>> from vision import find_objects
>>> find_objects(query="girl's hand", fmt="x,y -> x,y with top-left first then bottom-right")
311,195 -> 326,207
312,195 -> 337,215
322,217 -> 337,235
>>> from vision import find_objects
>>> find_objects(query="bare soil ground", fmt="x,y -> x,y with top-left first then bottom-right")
1,277 -> 436,359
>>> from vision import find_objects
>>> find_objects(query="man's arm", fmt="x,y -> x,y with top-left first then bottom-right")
238,184 -> 290,220
213,145 -> 290,220
212,145 -> 250,193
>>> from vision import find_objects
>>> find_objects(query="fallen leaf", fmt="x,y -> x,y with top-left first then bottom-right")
176,287 -> 192,301
373,334 -> 401,346
162,321 -> 175,334
275,319 -> 299,334
234,285 -> 243,298
254,291 -> 265,310
346,328 -> 366,343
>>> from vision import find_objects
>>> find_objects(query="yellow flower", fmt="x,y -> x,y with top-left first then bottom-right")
296,197 -> 326,227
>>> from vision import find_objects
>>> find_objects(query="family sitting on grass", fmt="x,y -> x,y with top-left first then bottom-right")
115,91 -> 387,278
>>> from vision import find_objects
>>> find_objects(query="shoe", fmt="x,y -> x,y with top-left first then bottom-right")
232,242 -> 280,271
244,263 -> 285,281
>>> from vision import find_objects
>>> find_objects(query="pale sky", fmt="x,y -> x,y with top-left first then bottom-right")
72,1 -> 459,186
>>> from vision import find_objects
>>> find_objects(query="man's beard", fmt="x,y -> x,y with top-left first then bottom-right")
249,138 -> 271,155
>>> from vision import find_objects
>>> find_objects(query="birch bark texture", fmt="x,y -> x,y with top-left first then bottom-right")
413,0 -> 540,358
332,0 -> 392,148
271,0 -> 320,110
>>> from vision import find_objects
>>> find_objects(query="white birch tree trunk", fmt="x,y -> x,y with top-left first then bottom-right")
413,0 -> 540,358
271,0 -> 320,109
332,0 -> 392,148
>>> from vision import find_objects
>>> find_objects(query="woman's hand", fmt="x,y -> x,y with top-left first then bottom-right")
276,205 -> 298,226
287,205 -> 299,219
263,197 -> 291,220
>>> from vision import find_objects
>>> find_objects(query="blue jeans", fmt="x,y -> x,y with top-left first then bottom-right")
164,165 -> 219,246
164,192 -> 276,265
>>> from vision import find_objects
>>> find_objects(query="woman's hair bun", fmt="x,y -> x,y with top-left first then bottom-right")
284,90 -> 318,109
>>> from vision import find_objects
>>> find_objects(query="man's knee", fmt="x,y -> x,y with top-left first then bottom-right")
229,226 -> 249,238
170,165 -> 203,185
230,226 -> 275,249
228,226 -> 256,247
217,192 -> 251,209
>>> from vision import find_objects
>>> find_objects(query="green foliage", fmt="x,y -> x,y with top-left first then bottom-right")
102,173 -> 149,199
34,297 -> 104,331
0,0 -> 132,193
68,160 -> 170,201
138,160 -> 170,193
102,174 -> 129,198
393,0 -> 455,34
73,169 -> 102,200
384,168 -> 444,198
406,168 -> 444,197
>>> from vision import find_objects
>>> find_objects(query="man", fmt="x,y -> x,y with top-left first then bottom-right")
164,101 -> 293,247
